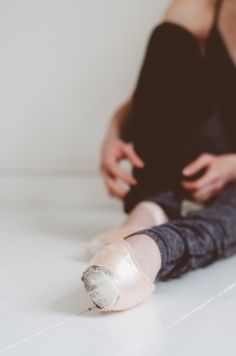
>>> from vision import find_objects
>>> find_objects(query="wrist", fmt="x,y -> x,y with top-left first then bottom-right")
107,115 -> 121,139
227,154 -> 236,183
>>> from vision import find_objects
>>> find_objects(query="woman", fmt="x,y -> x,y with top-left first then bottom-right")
81,0 -> 236,312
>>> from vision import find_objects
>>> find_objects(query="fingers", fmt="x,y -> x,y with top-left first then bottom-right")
181,169 -> 218,191
192,182 -> 222,203
182,153 -> 213,177
107,158 -> 137,185
100,139 -> 145,200
122,143 -> 145,168
101,141 -> 144,187
102,172 -> 128,200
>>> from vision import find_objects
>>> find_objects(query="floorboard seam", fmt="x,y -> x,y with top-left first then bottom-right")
165,282 -> 236,331
0,307 -> 94,354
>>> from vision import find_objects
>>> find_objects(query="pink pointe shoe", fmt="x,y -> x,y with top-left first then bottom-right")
81,240 -> 156,312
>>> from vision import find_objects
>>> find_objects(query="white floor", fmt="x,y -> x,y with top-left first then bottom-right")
0,183 -> 236,355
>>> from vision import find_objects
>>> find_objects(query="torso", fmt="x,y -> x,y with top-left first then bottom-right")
205,0 -> 236,151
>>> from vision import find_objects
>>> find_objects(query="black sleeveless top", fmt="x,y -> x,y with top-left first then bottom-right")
205,0 -> 236,150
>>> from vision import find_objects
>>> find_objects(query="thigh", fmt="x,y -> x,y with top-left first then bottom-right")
121,22 -> 214,164
122,22 -> 233,213
121,22 -> 215,205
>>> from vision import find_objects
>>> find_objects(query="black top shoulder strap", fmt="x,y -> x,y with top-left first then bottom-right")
213,0 -> 223,27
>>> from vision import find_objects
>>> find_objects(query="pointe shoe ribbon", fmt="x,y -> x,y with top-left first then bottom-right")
81,240 -> 155,311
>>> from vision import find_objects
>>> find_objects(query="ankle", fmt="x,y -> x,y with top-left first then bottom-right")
123,201 -> 169,229
125,233 -> 162,282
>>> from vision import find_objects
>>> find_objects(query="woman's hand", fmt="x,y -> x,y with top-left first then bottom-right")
100,96 -> 145,200
181,153 -> 236,203
100,136 -> 144,200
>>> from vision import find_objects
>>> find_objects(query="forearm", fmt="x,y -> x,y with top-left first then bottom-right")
107,95 -> 133,139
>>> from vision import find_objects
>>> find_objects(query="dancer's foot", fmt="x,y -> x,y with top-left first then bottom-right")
86,201 -> 168,258
124,201 -> 169,227
86,224 -> 144,259
82,233 -> 162,312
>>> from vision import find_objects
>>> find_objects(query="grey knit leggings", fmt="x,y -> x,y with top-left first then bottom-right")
124,184 -> 236,281
122,23 -> 236,281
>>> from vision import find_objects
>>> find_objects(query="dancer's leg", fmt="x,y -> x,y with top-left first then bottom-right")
87,21 -> 221,257
82,23 -> 233,310
122,22 -> 231,214
83,193 -> 180,311
83,183 -> 236,311
124,182 -> 236,282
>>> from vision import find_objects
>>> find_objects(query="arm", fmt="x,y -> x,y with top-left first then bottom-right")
106,94 -> 134,139
100,94 -> 144,200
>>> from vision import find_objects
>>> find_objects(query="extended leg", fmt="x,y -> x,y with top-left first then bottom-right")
83,194 -> 180,311
124,182 -> 236,281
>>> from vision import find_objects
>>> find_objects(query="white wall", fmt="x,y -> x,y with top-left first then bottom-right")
0,0 -> 171,207
0,0 -> 169,208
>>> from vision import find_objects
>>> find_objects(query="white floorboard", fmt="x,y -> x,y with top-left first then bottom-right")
0,200 -> 235,355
